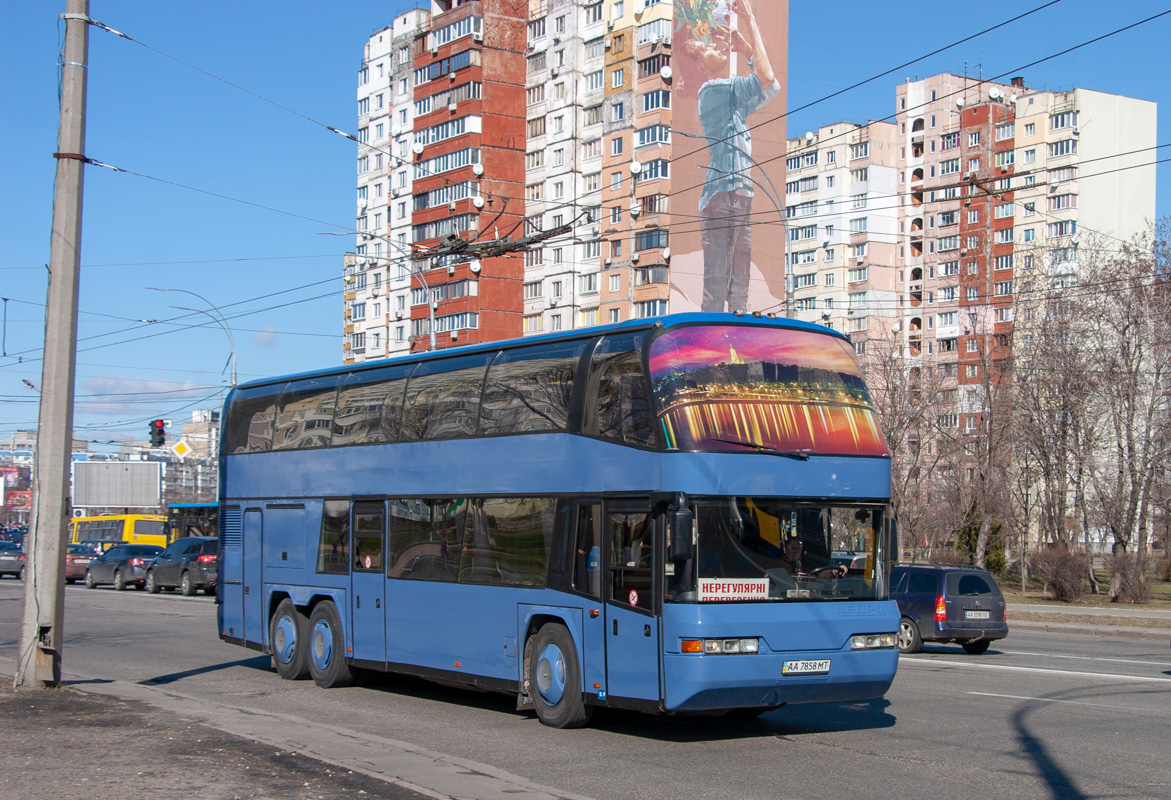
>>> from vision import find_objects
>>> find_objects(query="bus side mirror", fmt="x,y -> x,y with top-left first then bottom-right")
670,510 -> 694,561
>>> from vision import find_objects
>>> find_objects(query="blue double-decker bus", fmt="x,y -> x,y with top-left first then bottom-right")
217,313 -> 899,727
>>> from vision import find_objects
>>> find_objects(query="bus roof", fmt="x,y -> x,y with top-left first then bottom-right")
232,312 -> 846,393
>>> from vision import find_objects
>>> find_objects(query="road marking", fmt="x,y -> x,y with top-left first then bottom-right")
899,657 -> 1171,683
1002,650 -> 1171,668
968,692 -> 1171,714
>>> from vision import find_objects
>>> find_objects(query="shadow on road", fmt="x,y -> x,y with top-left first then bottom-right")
356,670 -> 895,740
138,655 -> 272,686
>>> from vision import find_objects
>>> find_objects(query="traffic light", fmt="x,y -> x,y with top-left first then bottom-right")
149,419 -> 166,447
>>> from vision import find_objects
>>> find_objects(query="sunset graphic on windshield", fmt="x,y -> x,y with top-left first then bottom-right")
650,326 -> 889,457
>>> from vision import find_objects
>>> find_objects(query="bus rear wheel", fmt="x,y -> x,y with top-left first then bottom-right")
271,599 -> 310,680
308,602 -> 353,689
529,624 -> 592,729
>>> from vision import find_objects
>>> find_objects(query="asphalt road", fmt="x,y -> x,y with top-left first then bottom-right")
2,580 -> 1170,800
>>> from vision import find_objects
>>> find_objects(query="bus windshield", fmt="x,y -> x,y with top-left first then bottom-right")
667,498 -> 886,603
648,324 -> 889,457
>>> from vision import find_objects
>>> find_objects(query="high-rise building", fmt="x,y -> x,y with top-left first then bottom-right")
347,1 -> 527,363
347,1 -> 791,361
892,72 -> 1155,430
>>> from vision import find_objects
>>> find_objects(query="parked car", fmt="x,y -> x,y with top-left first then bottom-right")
84,543 -> 164,590
65,543 -> 97,583
890,563 -> 1008,654
0,540 -> 25,579
145,536 -> 218,596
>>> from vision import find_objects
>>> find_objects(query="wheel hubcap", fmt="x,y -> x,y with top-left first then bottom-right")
535,643 -> 566,706
311,619 -> 332,670
274,615 -> 297,664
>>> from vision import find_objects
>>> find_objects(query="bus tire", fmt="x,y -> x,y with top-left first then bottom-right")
529,624 -> 592,729
271,599 -> 310,680
308,602 -> 353,689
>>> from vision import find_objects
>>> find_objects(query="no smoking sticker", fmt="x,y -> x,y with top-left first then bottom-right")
628,589 -> 639,606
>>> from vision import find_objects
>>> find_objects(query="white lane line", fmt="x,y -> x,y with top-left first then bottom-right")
1002,650 -> 1171,668
899,657 -> 1171,683
969,692 -> 1171,714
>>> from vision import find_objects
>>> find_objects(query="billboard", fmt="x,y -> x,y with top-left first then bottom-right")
670,0 -> 788,314
72,462 -> 162,509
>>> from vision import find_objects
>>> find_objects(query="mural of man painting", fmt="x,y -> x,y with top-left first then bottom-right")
683,0 -> 780,313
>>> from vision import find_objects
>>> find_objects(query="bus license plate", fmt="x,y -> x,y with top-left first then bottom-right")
965,609 -> 990,620
782,659 -> 831,676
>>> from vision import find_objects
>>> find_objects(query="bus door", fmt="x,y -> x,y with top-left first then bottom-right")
604,505 -> 661,705
243,509 -> 263,644
350,500 -> 387,665
571,502 -> 607,699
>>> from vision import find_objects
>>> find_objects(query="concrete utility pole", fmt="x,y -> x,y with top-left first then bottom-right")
16,0 -> 90,688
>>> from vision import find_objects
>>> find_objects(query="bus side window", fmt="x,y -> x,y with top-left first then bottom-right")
572,503 -> 602,598
587,347 -> 655,447
608,511 -> 653,611
316,500 -> 350,574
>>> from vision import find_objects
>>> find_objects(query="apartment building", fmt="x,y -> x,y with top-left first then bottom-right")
893,73 -> 1156,432
346,0 -> 527,364
785,121 -> 900,346
346,1 -> 794,355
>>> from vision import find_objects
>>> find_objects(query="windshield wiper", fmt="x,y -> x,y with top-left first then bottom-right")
711,437 -> 810,460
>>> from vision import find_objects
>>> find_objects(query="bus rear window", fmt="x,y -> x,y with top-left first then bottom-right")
134,520 -> 163,537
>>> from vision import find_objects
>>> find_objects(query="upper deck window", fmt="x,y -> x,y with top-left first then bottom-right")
648,324 -> 888,456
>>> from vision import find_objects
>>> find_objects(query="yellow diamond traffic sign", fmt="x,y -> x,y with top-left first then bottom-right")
171,439 -> 191,458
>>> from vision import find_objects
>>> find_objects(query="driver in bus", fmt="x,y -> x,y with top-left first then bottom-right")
777,537 -> 847,578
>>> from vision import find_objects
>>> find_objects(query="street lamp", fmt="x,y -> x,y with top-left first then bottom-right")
319,232 -> 438,351
146,287 -> 237,386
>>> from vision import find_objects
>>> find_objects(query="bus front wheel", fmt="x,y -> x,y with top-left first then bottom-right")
307,602 -> 353,689
271,599 -> 310,680
529,624 -> 592,729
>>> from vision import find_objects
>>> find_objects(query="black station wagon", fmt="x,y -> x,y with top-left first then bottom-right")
890,564 -> 1008,654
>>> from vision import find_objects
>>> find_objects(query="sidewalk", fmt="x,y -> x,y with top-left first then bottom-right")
0,676 -> 435,800
1006,602 -> 1171,642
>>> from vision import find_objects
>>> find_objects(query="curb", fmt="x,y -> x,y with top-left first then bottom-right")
1009,620 -> 1171,642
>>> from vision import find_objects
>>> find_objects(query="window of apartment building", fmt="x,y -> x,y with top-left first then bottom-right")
848,267 -> 868,283
995,122 -> 1015,141
967,157 -> 981,172
938,210 -> 957,226
524,315 -> 543,333
795,298 -> 816,311
635,299 -> 669,318
850,193 -> 867,210
848,291 -> 867,308
528,53 -> 547,74
850,243 -> 867,259
993,202 -> 1013,219
994,151 -> 1014,168
938,235 -> 960,252
524,281 -> 542,300
1049,193 -> 1077,211
611,101 -> 625,122
1023,122 -> 1035,137
967,132 -> 980,147
848,217 -> 868,233
608,274 -> 621,293
850,167 -> 868,183
611,136 -> 624,156
585,2 -> 603,24
526,150 -> 544,170
966,287 -> 978,302
553,82 -> 565,100
940,158 -> 960,175
1049,139 -> 1077,158
966,235 -> 980,250
528,117 -> 546,137
358,97 -> 369,116
938,311 -> 958,327
552,180 -> 564,199
994,254 -> 1013,271
579,273 -> 599,294
583,241 -> 601,259
528,18 -> 546,41
583,105 -> 602,126
584,172 -> 600,193
849,142 -> 869,160
359,67 -> 369,86
965,209 -> 980,224
586,70 -> 603,91
1023,148 -> 1036,164
1048,220 -> 1077,238
357,156 -> 368,174
612,68 -> 625,88
794,273 -> 816,289
824,272 -> 835,286
994,281 -> 1013,296
527,85 -> 545,105
1050,111 -> 1079,130
609,206 -> 622,224
641,90 -> 670,113
941,132 -> 959,150
825,175 -> 835,188
525,183 -> 544,201
610,171 -> 622,190
994,228 -> 1014,244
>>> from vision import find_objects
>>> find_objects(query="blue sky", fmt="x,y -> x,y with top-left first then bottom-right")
2,1 -> 1168,449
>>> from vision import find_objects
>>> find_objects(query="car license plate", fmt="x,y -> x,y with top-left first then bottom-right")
782,659 -> 831,676
965,609 -> 990,620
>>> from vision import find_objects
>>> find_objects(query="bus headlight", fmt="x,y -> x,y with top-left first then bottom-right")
681,638 -> 760,654
850,633 -> 897,650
